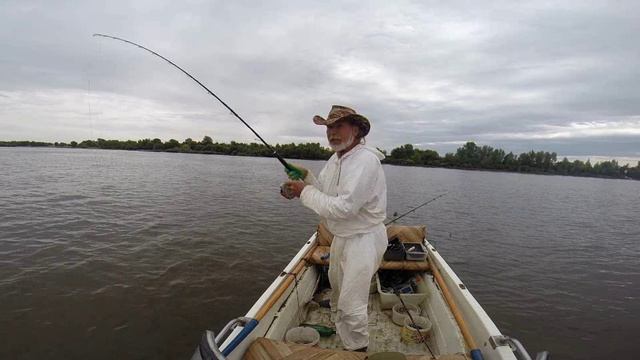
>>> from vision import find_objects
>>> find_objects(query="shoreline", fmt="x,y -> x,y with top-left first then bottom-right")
3,143 -> 638,182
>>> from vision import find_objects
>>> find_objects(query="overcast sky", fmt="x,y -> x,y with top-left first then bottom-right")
1,1 -> 639,161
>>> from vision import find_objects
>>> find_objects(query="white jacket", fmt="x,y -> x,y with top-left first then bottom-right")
300,144 -> 387,237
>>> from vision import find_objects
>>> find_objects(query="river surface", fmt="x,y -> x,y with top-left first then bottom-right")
1,147 -> 638,359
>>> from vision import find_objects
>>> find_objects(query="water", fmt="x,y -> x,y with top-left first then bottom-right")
1,147 -> 639,359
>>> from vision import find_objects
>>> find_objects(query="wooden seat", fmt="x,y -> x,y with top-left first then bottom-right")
243,337 -> 466,360
308,246 -> 431,271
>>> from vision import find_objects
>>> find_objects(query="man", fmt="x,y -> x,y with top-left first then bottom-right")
282,105 -> 387,352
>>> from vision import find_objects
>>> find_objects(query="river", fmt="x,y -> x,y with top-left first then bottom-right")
1,147 -> 638,359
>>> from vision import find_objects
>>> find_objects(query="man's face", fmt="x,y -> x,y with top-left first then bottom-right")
326,120 -> 358,151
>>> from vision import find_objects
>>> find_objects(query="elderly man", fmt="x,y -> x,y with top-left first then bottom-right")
282,105 -> 387,352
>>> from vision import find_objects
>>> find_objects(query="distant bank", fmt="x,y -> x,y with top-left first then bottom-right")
2,138 -> 639,181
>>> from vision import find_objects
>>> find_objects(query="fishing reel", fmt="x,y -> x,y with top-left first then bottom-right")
280,183 -> 296,199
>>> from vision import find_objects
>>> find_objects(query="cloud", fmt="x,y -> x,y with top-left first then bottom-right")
480,118 -> 640,140
1,0 -> 639,161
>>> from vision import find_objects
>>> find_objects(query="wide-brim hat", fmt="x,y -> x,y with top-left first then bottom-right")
313,105 -> 370,137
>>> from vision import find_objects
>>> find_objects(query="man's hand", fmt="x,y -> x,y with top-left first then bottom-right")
285,164 -> 308,181
283,180 -> 306,198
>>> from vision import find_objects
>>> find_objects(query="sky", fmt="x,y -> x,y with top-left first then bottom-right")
1,0 -> 639,162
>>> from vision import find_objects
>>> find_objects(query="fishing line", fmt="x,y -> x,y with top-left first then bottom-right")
92,33 -> 299,174
85,40 -> 97,142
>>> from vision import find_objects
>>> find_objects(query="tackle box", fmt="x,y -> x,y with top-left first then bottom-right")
403,243 -> 427,261
376,273 -> 429,310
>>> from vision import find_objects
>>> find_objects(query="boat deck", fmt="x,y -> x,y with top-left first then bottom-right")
305,293 -> 438,354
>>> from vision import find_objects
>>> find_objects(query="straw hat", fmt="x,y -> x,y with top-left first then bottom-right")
313,105 -> 370,137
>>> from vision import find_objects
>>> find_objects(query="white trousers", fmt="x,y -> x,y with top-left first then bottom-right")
328,224 -> 388,350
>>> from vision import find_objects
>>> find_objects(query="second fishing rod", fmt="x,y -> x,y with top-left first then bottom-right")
386,193 -> 448,225
93,33 -> 306,180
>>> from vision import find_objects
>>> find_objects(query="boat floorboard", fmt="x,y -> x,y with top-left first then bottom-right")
298,293 -> 466,358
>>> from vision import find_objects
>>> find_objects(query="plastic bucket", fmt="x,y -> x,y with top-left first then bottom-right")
400,316 -> 432,344
285,326 -> 320,346
391,303 -> 420,326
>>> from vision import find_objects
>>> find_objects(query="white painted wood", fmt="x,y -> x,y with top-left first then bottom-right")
421,274 -> 467,355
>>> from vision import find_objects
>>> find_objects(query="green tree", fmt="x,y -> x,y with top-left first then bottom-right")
412,149 -> 439,165
183,138 -> 195,150
627,161 -> 640,180
593,160 -> 620,177
164,139 -> 180,151
151,138 -> 163,151
455,142 -> 481,167
543,152 -> 557,171
390,144 -> 415,160
556,157 -> 571,174
201,135 -> 213,146
442,153 -> 458,166
503,152 -> 518,170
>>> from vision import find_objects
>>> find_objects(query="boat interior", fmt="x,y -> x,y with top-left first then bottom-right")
242,225 -> 470,360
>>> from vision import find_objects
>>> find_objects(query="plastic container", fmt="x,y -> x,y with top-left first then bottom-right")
391,303 -> 420,326
403,243 -> 427,261
377,275 -> 428,310
285,327 -> 320,346
400,316 -> 432,344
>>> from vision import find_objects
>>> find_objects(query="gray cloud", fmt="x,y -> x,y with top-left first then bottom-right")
1,0 -> 639,161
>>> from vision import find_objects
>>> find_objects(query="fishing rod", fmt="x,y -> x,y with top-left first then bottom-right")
385,192 -> 448,225
92,33 -> 304,179
393,287 -> 435,357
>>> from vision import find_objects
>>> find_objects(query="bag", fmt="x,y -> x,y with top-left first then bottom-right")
383,237 -> 406,261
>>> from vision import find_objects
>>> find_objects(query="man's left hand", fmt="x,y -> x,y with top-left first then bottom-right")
285,180 -> 306,198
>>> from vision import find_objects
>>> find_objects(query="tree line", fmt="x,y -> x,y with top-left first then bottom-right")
385,142 -> 640,180
1,138 -> 638,180
0,137 -> 333,160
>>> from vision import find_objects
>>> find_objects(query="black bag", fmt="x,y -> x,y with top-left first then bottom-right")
383,237 -> 406,261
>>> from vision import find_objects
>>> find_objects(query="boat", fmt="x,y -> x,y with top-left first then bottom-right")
191,224 -> 548,360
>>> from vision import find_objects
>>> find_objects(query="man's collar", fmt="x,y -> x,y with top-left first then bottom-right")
337,143 -> 363,161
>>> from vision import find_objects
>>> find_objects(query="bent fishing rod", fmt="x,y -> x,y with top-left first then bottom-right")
385,192 -> 448,225
92,33 -> 303,178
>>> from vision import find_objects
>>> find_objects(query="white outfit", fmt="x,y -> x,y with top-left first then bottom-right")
300,144 -> 387,350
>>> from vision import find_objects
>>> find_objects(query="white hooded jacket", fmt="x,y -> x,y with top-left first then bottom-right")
300,144 -> 387,237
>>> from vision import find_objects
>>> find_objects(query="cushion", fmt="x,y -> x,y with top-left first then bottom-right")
316,223 -> 427,246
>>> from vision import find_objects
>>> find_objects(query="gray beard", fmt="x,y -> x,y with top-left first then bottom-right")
329,134 -> 355,152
